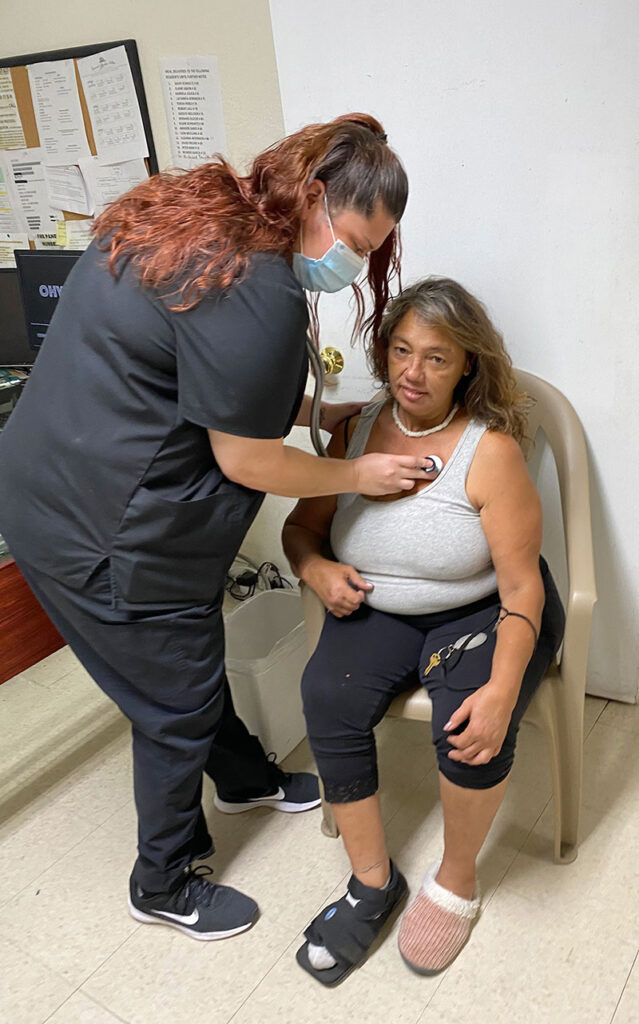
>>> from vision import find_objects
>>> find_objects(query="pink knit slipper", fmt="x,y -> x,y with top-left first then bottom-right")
398,862 -> 481,974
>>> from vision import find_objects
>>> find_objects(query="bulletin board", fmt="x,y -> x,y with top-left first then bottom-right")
0,39 -> 158,255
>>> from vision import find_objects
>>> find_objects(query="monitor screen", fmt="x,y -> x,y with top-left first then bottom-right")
0,269 -> 36,368
14,249 -> 83,355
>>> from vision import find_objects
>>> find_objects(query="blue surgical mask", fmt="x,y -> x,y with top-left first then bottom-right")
292,195 -> 366,293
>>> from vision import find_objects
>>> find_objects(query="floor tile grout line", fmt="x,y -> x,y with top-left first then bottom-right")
584,698 -> 609,739
2,812 -> 124,907
480,790 -> 553,913
41,985 -> 132,1024
71,920 -> 144,1005
76,988 -> 132,1024
609,944 -> 639,1024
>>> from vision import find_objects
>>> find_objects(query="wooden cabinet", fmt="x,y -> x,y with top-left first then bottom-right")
0,558 -> 65,684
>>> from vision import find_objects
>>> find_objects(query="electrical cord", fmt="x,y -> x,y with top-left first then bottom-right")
224,557 -> 293,602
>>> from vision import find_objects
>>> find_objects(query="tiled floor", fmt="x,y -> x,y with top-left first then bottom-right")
1,646 -> 637,1024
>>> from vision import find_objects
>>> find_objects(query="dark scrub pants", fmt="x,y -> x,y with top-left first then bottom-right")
19,559 -> 273,892
0,244 -> 309,892
302,559 -> 565,802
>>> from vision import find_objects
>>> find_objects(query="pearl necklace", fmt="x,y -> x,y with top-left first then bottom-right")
392,400 -> 459,438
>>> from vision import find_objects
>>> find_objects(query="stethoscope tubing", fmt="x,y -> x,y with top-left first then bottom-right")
305,334 -> 329,458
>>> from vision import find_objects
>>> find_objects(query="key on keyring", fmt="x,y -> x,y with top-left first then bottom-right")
423,651 -> 442,677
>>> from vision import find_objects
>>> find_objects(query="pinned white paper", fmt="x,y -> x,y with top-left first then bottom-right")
77,46 -> 149,164
44,164 -> 93,216
64,219 -> 94,250
79,156 -> 148,215
34,231 -> 64,250
27,59 -> 90,165
6,147 -> 61,234
0,68 -> 26,149
160,57 -> 227,168
0,232 -> 30,268
0,154 -> 28,234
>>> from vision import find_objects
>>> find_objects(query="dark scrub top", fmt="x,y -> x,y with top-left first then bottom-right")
0,243 -> 309,607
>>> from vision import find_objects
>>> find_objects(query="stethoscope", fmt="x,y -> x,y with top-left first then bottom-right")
305,334 -> 330,458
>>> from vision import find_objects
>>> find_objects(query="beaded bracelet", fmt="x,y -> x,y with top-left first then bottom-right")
497,607 -> 539,647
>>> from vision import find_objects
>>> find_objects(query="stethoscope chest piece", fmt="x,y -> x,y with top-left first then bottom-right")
423,455 -> 444,476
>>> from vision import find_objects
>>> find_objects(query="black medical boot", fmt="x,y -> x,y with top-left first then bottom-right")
128,865 -> 258,940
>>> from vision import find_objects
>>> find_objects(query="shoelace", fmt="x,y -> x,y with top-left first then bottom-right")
175,864 -> 220,911
266,751 -> 291,786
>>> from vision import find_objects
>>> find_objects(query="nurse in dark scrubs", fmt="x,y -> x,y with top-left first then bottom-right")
0,113 -> 428,940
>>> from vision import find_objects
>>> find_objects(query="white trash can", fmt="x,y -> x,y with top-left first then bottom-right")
224,589 -> 309,760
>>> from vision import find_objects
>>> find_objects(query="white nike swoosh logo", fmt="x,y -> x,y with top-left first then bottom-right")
249,787 -> 285,802
155,908 -> 199,925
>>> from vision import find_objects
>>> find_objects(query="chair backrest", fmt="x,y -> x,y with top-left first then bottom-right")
514,368 -> 597,691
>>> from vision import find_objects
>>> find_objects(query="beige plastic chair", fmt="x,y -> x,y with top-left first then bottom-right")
300,368 -> 597,865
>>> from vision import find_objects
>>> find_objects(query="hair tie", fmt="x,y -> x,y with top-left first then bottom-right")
497,607 -> 539,647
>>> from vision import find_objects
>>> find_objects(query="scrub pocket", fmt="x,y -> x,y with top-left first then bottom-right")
111,481 -> 262,605
419,604 -> 502,695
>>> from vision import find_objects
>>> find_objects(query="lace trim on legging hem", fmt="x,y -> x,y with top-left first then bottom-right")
323,772 -> 378,805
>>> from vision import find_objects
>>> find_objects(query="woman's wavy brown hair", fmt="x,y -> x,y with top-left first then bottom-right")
93,113 -> 408,348
370,277 -> 530,443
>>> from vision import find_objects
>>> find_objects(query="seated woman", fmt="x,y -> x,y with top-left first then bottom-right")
282,277 -> 565,985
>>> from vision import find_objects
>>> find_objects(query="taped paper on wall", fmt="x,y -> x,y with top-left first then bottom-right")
160,57 -> 227,169
0,68 -> 26,149
77,46 -> 149,164
27,59 -> 90,165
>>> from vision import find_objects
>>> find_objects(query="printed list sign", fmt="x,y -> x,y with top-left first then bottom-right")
159,57 -> 227,169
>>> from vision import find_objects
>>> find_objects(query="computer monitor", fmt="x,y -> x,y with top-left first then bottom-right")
14,249 -> 83,355
0,269 -> 36,368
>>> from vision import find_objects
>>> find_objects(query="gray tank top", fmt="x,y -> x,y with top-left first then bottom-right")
330,400 -> 498,614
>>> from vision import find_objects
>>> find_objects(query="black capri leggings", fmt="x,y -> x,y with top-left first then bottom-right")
302,560 -> 565,802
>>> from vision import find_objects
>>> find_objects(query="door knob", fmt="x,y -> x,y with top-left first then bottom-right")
320,347 -> 344,376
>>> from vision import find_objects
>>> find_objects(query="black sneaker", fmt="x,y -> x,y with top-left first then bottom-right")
128,865 -> 258,940
214,758 -> 321,815
191,839 -> 214,862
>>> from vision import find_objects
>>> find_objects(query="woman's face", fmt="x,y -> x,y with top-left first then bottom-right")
297,182 -> 395,260
387,309 -> 470,421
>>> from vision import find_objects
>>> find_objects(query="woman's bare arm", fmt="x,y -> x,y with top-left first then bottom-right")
207,429 -> 431,499
445,431 -> 544,765
282,420 -> 374,615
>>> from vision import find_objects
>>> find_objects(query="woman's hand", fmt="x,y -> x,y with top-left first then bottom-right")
444,681 -> 518,765
304,558 -> 373,617
320,401 -> 365,434
353,452 -> 433,496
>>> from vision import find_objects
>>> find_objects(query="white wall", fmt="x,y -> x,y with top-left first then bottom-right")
269,0 -> 639,701
1,0 -> 284,172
